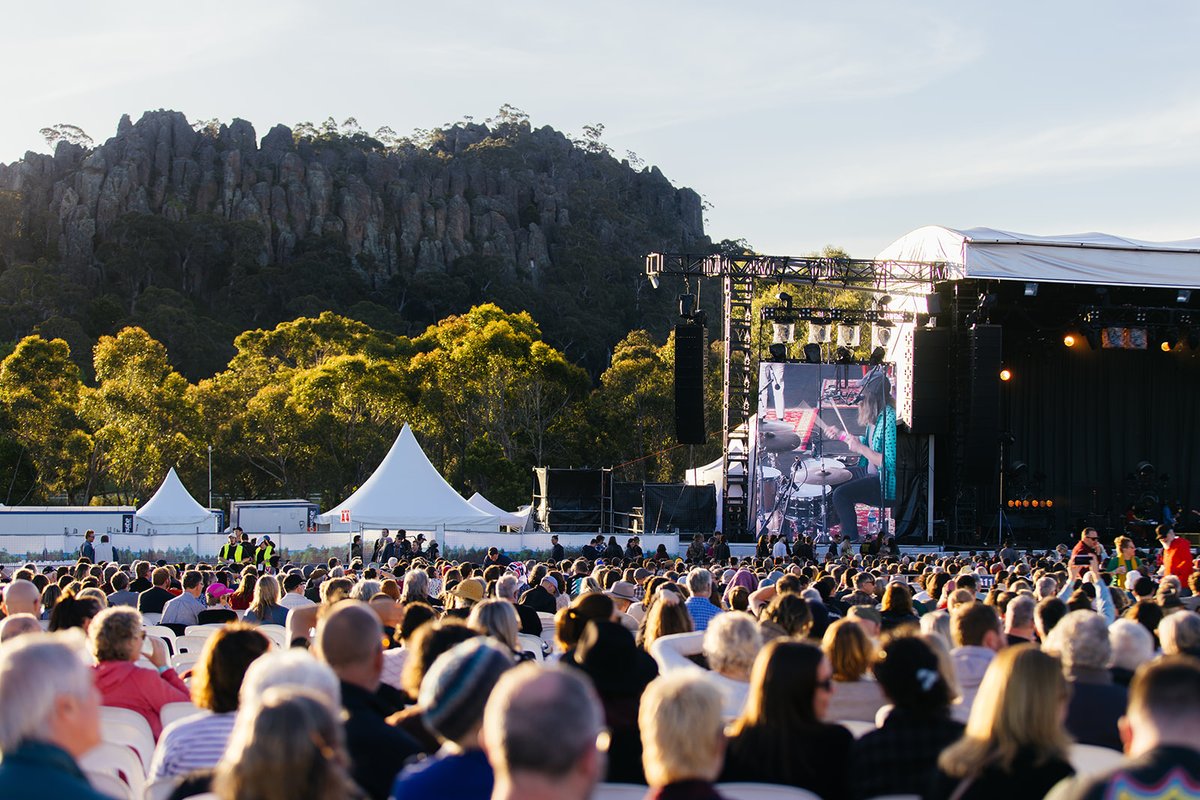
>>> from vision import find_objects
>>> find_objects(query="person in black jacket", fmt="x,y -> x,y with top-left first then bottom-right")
550,535 -> 565,562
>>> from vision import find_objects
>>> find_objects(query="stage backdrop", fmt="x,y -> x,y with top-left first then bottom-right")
753,362 -> 896,543
1003,345 -> 1200,538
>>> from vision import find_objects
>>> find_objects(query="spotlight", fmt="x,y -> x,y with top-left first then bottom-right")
776,291 -> 793,307
877,294 -> 892,307
803,343 -> 823,364
869,346 -> 886,366
677,294 -> 696,319
999,369 -> 1012,382
772,322 -> 795,344
836,324 -> 861,348
1046,500 -> 1054,508
1162,329 -> 1179,351
1031,500 -> 1040,508
1022,499 -> 1031,508
768,343 -> 788,362
1178,289 -> 1192,303
1062,334 -> 1076,348
1024,282 -> 1039,297
648,274 -> 660,290
834,346 -> 853,365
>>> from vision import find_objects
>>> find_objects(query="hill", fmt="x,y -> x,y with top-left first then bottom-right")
0,108 -> 709,379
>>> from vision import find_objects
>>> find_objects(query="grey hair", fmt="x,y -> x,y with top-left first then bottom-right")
496,574 -> 519,601
239,650 -> 341,711
89,606 -> 142,662
0,632 -> 94,751
350,580 -> 382,602
1005,595 -> 1035,630
686,568 -> 713,598
1159,613 -> 1200,657
920,609 -> 952,647
401,570 -> 429,602
702,611 -> 761,678
1054,610 -> 1112,670
1108,618 -> 1155,671
1034,576 -> 1058,601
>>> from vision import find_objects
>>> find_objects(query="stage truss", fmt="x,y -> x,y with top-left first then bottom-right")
646,251 -> 951,539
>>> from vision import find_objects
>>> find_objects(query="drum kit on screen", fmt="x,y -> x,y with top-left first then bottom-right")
757,419 -> 860,543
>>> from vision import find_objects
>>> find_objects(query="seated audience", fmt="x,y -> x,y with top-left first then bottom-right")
1048,610 -> 1128,750
933,645 -> 1074,800
0,613 -> 41,642
0,633 -> 110,799
821,618 -> 886,722
47,590 -> 101,633
90,605 -> 190,738
242,574 -> 288,625
722,639 -> 852,799
482,662 -> 606,800
640,671 -> 728,800
949,602 -> 1004,721
138,566 -> 175,614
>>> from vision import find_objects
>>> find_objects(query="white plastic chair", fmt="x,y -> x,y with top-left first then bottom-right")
717,783 -> 822,799
99,707 -> 154,770
1070,743 -> 1125,777
84,769 -> 134,800
173,635 -> 210,654
649,631 -> 705,674
181,794 -> 219,800
159,701 -> 202,729
258,624 -> 288,649
141,612 -> 162,625
516,633 -> 545,661
172,652 -> 203,673
144,776 -> 184,800
144,625 -> 178,655
593,784 -> 648,800
184,623 -> 227,637
80,741 -> 145,799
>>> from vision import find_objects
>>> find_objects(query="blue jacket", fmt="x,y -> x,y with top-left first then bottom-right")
0,740 -> 114,800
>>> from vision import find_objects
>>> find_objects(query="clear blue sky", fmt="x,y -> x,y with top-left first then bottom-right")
5,1 -> 1199,257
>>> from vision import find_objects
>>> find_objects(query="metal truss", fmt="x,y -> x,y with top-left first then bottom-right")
647,251 -> 950,539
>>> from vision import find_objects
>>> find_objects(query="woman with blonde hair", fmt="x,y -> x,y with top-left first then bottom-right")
821,618 -> 885,722
213,687 -> 358,800
243,574 -> 287,625
933,645 -> 1074,799
468,598 -> 526,658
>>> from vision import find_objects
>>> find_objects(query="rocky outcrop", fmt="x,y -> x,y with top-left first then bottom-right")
0,110 -> 706,281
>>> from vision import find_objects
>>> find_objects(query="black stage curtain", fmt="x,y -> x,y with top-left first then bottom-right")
1003,345 -> 1200,533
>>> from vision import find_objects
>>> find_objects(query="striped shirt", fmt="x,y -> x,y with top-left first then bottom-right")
149,710 -> 236,780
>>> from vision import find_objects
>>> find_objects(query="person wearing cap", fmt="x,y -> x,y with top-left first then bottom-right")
199,581 -> 238,624
278,570 -> 316,610
606,581 -> 641,632
218,532 -> 238,562
315,601 -> 421,800
391,638 -> 513,800
519,575 -> 560,616
445,577 -> 485,619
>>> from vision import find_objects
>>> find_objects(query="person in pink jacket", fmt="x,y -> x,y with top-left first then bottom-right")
88,606 -> 189,739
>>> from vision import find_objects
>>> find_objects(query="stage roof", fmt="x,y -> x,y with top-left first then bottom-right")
877,226 -> 1200,289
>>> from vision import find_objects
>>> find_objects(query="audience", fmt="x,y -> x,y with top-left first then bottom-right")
1048,609 -> 1127,750
640,671 -> 727,800
821,618 -> 887,722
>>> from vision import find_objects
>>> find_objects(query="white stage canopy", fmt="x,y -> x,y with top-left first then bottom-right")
135,468 -> 220,533
318,424 -> 499,531
877,226 -> 1200,289
467,492 -> 530,530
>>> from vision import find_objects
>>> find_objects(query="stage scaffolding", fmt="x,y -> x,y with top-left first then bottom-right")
646,252 -> 951,540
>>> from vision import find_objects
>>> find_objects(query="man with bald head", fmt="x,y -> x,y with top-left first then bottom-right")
314,600 -> 419,800
1,580 -> 40,619
0,614 -> 41,643
482,663 -> 606,800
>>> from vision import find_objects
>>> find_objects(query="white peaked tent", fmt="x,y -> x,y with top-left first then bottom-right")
877,226 -> 1200,288
135,468 -> 220,533
317,424 -> 499,530
467,492 -> 530,530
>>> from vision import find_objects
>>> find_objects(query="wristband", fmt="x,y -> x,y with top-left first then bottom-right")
156,665 -> 171,674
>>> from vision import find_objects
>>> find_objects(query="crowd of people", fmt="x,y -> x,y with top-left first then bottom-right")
0,522 -> 1198,800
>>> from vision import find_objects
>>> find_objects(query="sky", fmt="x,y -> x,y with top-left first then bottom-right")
4,1 -> 1200,258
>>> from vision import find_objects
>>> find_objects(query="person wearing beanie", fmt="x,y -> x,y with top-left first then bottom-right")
391,638 -> 514,800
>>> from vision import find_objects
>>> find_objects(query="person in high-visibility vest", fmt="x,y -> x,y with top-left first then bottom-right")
232,533 -> 251,564
256,537 -> 275,566
218,532 -> 238,561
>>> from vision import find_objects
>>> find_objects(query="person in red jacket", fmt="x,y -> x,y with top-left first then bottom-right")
1156,525 -> 1194,585
88,606 -> 189,739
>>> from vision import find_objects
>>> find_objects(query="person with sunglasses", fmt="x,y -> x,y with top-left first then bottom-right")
1070,527 -> 1105,567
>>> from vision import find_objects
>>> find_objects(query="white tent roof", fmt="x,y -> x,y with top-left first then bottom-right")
467,492 -> 530,529
686,456 -> 724,486
317,424 -> 498,529
877,226 -> 1200,288
136,468 -> 215,525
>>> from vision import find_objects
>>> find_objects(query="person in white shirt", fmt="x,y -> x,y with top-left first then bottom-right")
278,571 -> 316,610
771,536 -> 789,559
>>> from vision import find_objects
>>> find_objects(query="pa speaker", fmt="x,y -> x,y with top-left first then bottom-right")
964,325 -> 1002,483
911,328 -> 950,434
674,323 -> 707,444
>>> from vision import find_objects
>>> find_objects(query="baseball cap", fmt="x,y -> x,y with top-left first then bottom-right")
206,582 -> 235,598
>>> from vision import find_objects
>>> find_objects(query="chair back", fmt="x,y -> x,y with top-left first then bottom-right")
516,632 -> 545,661
1069,743 -> 1126,777
160,701 -> 202,729
80,740 -> 146,799
716,783 -> 822,799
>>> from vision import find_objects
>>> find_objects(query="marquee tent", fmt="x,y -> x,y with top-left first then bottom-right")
134,468 -> 220,533
317,424 -> 499,531
467,492 -> 531,530
877,226 -> 1200,288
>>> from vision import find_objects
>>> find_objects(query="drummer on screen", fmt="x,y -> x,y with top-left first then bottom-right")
825,372 -> 897,544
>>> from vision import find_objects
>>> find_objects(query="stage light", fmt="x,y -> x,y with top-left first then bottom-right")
1063,334 -> 1077,348
870,346 -> 886,366
678,293 -> 696,318
1178,289 -> 1192,303
834,346 -> 853,365
1006,500 -> 1015,508
999,369 -> 1012,382
772,322 -> 795,344
1046,500 -> 1054,508
776,291 -> 793,307
1024,282 -> 1039,297
803,343 -> 823,364
1161,330 -> 1179,351
1161,340 -> 1173,352
768,343 -> 788,362
648,274 -> 660,290
836,324 -> 861,348
1022,499 -> 1031,508
1031,500 -> 1040,508
877,294 -> 892,307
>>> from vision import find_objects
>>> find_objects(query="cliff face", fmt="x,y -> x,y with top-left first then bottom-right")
0,110 -> 705,282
